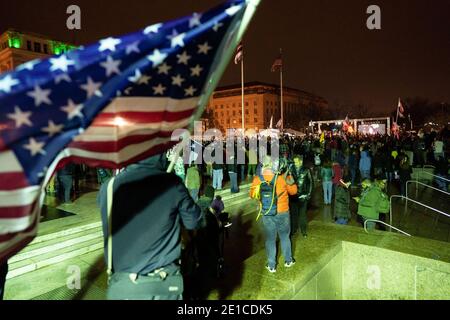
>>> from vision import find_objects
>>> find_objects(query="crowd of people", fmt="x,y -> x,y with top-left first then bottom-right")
1,124 -> 448,301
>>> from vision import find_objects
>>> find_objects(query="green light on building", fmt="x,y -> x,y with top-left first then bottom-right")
54,46 -> 62,55
7,37 -> 21,49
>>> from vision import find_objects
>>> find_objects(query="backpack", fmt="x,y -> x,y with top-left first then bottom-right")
256,174 -> 278,220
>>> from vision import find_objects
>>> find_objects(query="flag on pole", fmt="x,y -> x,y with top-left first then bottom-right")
397,98 -> 405,118
320,132 -> 325,144
276,118 -> 282,128
0,0 -> 257,263
234,41 -> 243,64
343,114 -> 350,131
271,54 -> 282,72
392,121 -> 400,139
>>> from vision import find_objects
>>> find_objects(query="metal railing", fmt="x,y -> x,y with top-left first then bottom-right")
390,195 -> 450,233
406,180 -> 450,198
363,219 -> 411,236
418,171 -> 450,183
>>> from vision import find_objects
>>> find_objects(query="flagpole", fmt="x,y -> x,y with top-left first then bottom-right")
396,97 -> 400,124
241,51 -> 245,132
279,48 -> 284,131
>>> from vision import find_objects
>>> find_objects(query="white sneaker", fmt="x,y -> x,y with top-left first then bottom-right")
284,259 -> 296,268
266,265 -> 276,273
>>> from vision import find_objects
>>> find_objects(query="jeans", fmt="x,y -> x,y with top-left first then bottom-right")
262,213 -> 293,269
360,170 -> 371,180
58,175 -> 73,203
229,172 -> 239,193
322,181 -> 333,204
435,176 -> 448,192
0,262 -> 7,300
240,165 -> 246,182
256,164 -> 262,177
289,200 -> 308,236
363,217 -> 376,231
212,169 -> 223,190
247,164 -> 257,177
386,172 -> 394,183
189,189 -> 199,202
350,168 -> 357,185
400,180 -> 407,197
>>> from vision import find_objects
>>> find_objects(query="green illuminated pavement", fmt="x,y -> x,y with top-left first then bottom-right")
4,179 -> 450,300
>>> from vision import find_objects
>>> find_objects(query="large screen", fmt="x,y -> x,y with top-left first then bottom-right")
358,123 -> 386,135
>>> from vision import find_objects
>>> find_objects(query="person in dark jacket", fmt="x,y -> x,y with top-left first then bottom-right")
57,163 -> 75,203
289,155 -> 313,238
97,153 -> 202,300
227,153 -> 239,194
435,156 -> 449,191
398,155 -> 412,197
334,180 -> 351,224
0,261 -> 7,300
348,150 -> 358,185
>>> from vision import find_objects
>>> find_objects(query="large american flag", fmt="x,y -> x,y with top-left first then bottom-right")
0,0 -> 257,263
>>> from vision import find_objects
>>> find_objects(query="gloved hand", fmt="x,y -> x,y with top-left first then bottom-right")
285,175 -> 295,186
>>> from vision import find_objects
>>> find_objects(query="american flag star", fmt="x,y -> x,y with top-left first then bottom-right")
0,0 -> 258,264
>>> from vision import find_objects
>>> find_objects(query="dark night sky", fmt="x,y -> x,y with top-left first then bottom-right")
1,0 -> 449,113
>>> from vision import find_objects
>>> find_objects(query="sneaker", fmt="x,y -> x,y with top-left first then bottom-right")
284,259 -> 296,268
266,265 -> 276,273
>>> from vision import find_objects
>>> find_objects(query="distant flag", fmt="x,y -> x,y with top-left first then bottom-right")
271,54 -> 282,72
234,41 -> 243,64
392,121 -> 400,139
320,132 -> 325,144
343,114 -> 350,131
0,0 -> 259,263
276,118 -> 282,128
398,98 -> 405,118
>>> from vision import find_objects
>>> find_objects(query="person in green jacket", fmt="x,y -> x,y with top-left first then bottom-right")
355,179 -> 389,231
186,164 -> 201,201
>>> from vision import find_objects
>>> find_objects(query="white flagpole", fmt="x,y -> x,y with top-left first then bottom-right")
241,51 -> 245,132
396,97 -> 400,124
280,48 -> 284,131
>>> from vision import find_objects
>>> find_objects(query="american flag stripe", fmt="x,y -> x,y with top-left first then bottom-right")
69,132 -> 174,153
0,0 -> 257,263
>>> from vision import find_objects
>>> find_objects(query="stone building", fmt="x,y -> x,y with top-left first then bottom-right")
0,28 -> 76,73
204,81 -> 327,132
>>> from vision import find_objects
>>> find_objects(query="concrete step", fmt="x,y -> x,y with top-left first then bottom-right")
7,225 -> 104,280
10,228 -> 103,264
30,221 -> 102,245
7,238 -> 103,280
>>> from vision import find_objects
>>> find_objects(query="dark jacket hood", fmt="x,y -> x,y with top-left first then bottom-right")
126,153 -> 168,172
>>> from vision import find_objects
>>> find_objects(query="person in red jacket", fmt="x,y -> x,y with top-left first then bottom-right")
332,161 -> 343,196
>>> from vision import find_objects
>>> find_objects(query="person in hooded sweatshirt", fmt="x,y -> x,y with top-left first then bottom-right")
359,150 -> 372,181
97,152 -> 202,300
